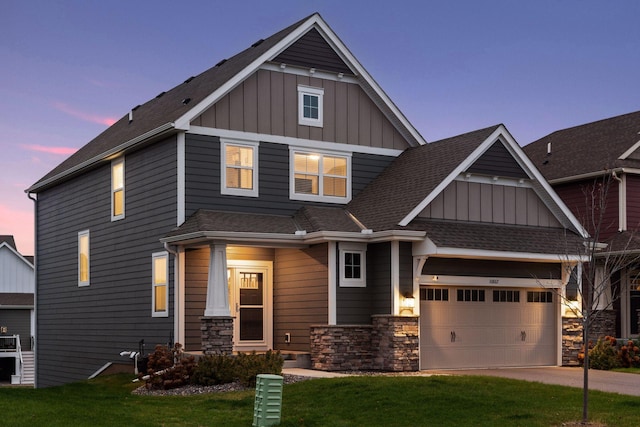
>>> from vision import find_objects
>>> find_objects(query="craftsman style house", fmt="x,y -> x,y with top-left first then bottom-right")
525,110 -> 640,340
28,13 -> 588,387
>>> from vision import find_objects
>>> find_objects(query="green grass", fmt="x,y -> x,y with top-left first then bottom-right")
1,374 -> 639,426
612,367 -> 640,374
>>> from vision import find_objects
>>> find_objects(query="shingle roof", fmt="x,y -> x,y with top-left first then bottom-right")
347,125 -> 501,230
408,219 -> 585,256
523,110 -> 640,182
0,236 -> 16,250
0,293 -> 34,307
28,14 -> 313,192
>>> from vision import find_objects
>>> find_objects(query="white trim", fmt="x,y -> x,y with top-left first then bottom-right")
457,173 -> 533,188
88,362 -> 113,379
261,62 -> 359,84
110,157 -> 125,221
297,85 -> 324,127
0,242 -> 34,269
172,14 -> 426,147
399,125 -> 589,239
338,242 -> 366,287
78,230 -> 90,287
618,138 -> 640,160
289,147 -> 351,203
175,247 -> 185,345
328,242 -> 337,325
152,251 -> 169,317
420,274 -> 562,288
619,173 -> 627,231
188,126 -> 403,157
220,138 -> 259,197
391,241 -> 400,315
177,132 -> 185,225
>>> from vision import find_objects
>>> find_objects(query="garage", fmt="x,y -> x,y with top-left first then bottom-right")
420,286 -> 557,369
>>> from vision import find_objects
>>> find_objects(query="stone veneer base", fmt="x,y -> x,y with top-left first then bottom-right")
201,316 -> 234,355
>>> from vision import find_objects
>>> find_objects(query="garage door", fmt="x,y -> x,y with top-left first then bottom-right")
420,286 -> 557,369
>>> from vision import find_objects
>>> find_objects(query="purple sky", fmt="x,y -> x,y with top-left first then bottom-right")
2,0 -> 639,255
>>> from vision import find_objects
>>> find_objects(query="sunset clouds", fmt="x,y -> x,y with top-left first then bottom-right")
53,102 -> 118,127
21,144 -> 78,155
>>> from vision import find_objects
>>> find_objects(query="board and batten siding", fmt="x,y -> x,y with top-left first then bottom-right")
190,69 -> 409,150
35,137 -> 178,387
184,135 -> 395,218
183,246 -> 275,352
273,245 -> 328,352
420,180 -> 562,228
0,249 -> 34,293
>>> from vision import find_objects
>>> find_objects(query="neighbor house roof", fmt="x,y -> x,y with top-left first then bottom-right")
0,293 -> 34,307
0,236 -> 16,250
28,13 -> 426,193
523,110 -> 640,182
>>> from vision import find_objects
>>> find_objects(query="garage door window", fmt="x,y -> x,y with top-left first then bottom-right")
421,288 -> 449,301
457,289 -> 485,302
493,290 -> 520,302
527,291 -> 553,303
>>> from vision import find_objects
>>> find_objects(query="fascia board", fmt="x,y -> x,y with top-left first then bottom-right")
416,245 -> 589,263
174,15 -> 321,131
399,127 -> 505,227
497,126 -> 590,239
27,122 -> 175,193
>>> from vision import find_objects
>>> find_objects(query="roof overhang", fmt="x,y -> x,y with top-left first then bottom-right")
548,167 -> 640,185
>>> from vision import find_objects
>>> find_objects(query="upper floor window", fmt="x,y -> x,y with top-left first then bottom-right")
152,251 -> 169,317
290,149 -> 351,203
339,243 -> 366,287
221,139 -> 259,197
298,85 -> 324,127
78,230 -> 90,287
111,157 -> 125,220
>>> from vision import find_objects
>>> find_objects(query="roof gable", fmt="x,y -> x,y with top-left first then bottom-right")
467,140 -> 528,179
28,13 -> 426,193
0,241 -> 34,270
273,28 -> 352,74
524,110 -> 640,182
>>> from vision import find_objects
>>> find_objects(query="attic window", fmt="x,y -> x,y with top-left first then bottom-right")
297,85 -> 324,127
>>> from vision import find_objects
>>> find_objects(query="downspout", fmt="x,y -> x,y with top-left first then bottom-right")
163,242 -> 180,347
27,192 -> 37,388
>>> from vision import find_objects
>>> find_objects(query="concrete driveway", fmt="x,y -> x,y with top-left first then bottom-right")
437,367 -> 640,396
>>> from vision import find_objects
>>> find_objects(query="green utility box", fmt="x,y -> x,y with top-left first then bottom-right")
252,374 -> 284,427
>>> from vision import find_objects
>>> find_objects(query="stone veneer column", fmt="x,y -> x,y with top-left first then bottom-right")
562,310 -> 618,366
310,325 -> 374,371
372,315 -> 419,372
201,316 -> 234,355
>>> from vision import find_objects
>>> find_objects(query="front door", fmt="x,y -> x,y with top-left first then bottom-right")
228,261 -> 272,351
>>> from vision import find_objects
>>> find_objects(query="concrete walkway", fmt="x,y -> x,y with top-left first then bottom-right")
283,366 -> 640,397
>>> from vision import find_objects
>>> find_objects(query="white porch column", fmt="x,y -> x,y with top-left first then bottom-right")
391,241 -> 400,315
204,243 -> 230,317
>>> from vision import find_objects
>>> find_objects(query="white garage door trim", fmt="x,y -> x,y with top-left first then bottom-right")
420,285 -> 557,369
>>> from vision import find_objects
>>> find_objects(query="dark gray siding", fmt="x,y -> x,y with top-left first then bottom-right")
273,28 -> 352,75
184,135 -> 395,218
399,242 -> 413,297
0,309 -> 31,350
423,258 -> 561,279
36,136 -> 177,387
467,141 -> 528,178
336,242 -> 370,324
369,243 -> 392,315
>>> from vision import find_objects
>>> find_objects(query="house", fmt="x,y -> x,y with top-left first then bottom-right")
0,235 -> 35,385
28,13 -> 587,387
524,110 -> 640,341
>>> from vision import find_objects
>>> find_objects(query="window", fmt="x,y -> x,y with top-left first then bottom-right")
457,288 -> 485,302
221,139 -> 259,197
527,291 -> 553,303
78,230 -> 90,287
290,149 -> 351,202
152,252 -> 169,317
111,157 -> 124,220
493,290 -> 520,302
421,288 -> 449,301
298,85 -> 324,127
339,243 -> 366,287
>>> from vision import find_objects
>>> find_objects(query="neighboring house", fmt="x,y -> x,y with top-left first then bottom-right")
0,235 -> 35,385
28,13 -> 587,387
524,110 -> 640,340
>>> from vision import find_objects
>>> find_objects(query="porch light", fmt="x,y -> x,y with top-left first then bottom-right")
401,293 -> 415,309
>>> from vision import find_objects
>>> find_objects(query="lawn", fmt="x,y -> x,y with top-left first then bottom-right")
1,374 -> 639,426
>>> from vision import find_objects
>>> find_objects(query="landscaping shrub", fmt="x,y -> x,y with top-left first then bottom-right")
190,350 -> 284,388
141,343 -> 197,390
618,338 -> 640,368
588,336 -> 620,370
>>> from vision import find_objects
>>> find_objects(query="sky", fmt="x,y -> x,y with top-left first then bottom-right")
1,0 -> 639,256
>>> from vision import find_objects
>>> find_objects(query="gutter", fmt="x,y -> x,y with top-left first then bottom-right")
27,123 -> 175,193
546,167 -> 640,185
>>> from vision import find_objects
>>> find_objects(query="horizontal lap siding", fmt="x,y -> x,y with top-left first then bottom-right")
192,69 -> 410,150
36,137 -> 177,387
273,245 -> 328,351
626,175 -> 640,232
369,242 -> 392,316
0,310 -> 31,349
185,135 -> 395,217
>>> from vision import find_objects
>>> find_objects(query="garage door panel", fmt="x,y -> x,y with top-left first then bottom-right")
420,286 -> 557,369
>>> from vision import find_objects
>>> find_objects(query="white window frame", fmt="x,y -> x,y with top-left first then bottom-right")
152,251 -> 169,317
111,157 -> 125,221
289,148 -> 351,203
339,242 -> 366,287
221,139 -> 259,197
78,230 -> 90,287
297,85 -> 324,127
